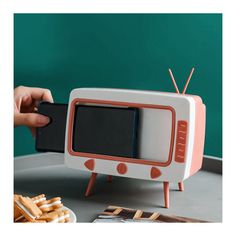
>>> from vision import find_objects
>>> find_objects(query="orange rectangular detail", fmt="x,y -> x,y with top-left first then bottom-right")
175,120 -> 188,163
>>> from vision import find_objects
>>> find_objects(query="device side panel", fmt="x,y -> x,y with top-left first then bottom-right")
189,101 -> 206,176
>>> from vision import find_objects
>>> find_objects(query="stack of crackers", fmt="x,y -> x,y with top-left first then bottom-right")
14,194 -> 71,223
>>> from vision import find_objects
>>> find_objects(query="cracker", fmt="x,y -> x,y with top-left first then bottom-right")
15,196 -> 42,222
38,197 -> 63,213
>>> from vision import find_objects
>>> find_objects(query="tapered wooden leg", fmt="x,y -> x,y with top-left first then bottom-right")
163,182 -> 169,208
107,175 -> 112,183
85,172 -> 97,197
178,181 -> 184,191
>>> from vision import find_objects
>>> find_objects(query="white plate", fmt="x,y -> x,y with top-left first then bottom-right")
62,206 -> 77,223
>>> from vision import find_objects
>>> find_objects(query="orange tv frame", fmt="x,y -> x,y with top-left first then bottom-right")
67,98 -> 176,167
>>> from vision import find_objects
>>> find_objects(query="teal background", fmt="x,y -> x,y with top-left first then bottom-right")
14,14 -> 222,157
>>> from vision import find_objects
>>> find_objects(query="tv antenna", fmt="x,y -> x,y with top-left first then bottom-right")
168,67 -> 195,94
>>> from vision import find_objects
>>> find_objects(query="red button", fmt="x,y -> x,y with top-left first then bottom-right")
117,163 -> 127,174
150,167 -> 162,179
84,159 -> 95,171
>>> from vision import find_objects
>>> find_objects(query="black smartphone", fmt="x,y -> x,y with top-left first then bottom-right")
36,102 -> 68,153
72,105 -> 139,158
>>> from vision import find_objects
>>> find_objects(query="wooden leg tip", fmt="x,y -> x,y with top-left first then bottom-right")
178,182 -> 184,191
163,181 -> 170,209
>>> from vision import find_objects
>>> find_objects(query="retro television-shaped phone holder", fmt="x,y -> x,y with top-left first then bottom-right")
64,68 -> 206,208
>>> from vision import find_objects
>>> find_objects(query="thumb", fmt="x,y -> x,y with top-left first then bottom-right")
14,113 -> 50,128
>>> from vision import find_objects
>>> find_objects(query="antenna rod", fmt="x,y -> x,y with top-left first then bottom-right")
168,68 -> 180,94
182,67 -> 195,94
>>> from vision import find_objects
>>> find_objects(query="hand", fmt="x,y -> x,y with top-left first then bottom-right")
14,86 -> 54,136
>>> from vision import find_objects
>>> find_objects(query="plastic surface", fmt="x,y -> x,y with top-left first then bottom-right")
65,88 -> 205,183
36,102 -> 68,153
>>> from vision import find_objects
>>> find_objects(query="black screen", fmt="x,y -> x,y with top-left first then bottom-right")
36,102 -> 68,153
72,105 -> 139,158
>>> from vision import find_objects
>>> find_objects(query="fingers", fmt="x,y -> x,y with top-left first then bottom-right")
16,86 -> 54,103
14,86 -> 53,129
29,87 -> 54,103
14,113 -> 50,128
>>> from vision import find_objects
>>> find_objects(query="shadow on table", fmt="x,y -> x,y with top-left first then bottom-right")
14,172 -> 173,208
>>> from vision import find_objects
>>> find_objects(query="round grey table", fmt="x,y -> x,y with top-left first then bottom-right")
14,153 -> 222,222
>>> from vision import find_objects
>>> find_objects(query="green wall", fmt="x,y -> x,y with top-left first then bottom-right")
14,14 -> 222,157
